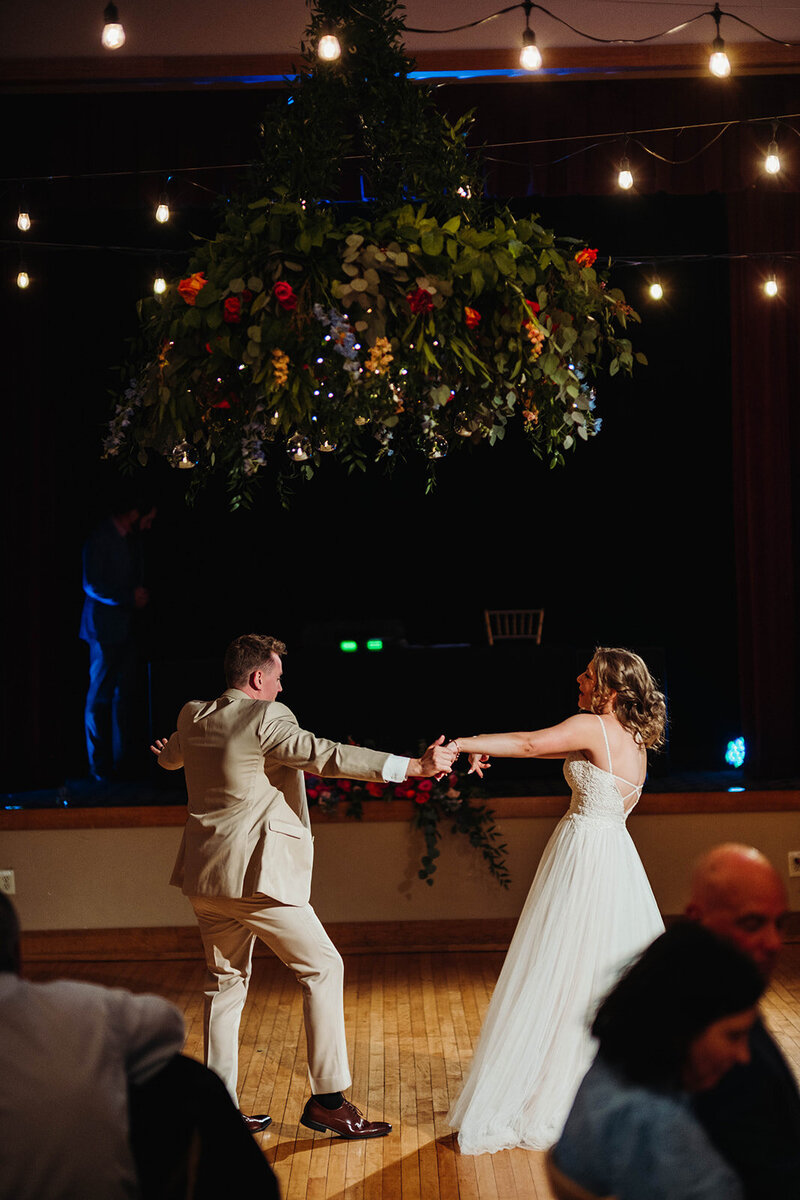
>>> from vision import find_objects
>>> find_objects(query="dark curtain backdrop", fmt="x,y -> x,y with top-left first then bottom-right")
3,73 -> 799,787
728,192 -> 800,779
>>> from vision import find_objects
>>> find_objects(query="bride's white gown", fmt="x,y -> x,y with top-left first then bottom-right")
447,715 -> 664,1154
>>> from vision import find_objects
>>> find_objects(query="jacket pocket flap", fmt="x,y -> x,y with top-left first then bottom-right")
268,818 -> 304,839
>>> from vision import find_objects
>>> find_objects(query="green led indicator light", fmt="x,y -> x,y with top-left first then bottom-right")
340,640 -> 358,652
366,639 -> 384,651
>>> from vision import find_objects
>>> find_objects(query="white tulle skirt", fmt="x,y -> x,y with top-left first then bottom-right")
447,812 -> 664,1154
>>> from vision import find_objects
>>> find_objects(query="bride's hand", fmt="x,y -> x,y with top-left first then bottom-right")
468,753 -> 491,777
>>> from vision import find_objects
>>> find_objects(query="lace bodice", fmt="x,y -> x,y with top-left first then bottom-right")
563,716 -> 644,824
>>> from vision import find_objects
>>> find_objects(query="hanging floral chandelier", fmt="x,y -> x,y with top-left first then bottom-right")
105,0 -> 644,506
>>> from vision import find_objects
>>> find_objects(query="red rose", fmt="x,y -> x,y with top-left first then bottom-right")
524,299 -> 540,314
407,287 -> 434,314
366,782 -> 385,797
418,779 -> 433,792
575,248 -> 598,268
464,306 -> 481,328
273,280 -> 298,311
177,272 -> 207,306
223,296 -> 241,324
414,793 -> 429,805
241,288 -> 253,303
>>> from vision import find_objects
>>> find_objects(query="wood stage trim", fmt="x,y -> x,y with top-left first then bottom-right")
22,918 -> 522,962
22,913 -> 800,962
3,788 -> 799,830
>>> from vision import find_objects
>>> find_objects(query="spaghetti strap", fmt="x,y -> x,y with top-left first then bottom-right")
595,713 -> 613,774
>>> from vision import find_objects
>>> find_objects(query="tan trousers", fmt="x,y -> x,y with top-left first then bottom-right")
190,895 -> 352,1104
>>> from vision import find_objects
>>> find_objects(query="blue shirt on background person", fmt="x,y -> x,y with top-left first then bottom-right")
552,1054 -> 743,1200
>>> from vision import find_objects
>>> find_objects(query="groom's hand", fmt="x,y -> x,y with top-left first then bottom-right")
406,735 -> 458,779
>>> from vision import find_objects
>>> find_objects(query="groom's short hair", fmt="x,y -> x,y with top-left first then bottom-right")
224,634 -> 286,688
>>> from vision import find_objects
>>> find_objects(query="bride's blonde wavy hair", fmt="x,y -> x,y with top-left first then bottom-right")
590,647 -> 667,750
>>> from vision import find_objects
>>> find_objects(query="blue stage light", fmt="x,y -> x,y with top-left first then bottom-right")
725,737 -> 746,768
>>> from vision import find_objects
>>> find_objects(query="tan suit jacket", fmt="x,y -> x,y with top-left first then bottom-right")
160,689 -> 392,906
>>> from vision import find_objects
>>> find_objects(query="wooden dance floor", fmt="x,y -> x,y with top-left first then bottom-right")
27,945 -> 800,1200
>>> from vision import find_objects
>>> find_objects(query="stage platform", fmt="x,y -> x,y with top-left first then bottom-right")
3,768 -> 799,825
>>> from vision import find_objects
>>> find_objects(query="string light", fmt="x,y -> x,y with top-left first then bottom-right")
155,197 -> 170,224
519,0 -> 542,72
17,210 -> 31,232
649,279 -> 664,301
101,1 -> 126,49
153,275 -> 167,295
764,274 -> 778,297
317,22 -> 341,62
17,269 -> 30,290
617,156 -> 633,190
764,124 -> 781,174
708,3 -> 731,78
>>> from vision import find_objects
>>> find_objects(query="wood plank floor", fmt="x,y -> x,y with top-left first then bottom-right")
25,944 -> 800,1200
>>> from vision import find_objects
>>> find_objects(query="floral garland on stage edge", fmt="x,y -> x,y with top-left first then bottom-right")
104,0 -> 645,508
305,759 -> 510,888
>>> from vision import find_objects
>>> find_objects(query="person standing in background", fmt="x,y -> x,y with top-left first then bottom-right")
80,491 -> 156,782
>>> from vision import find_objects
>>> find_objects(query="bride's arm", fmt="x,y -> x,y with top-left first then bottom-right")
452,715 -> 594,763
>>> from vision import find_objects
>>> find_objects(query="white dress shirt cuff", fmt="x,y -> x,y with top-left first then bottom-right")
382,754 -> 410,782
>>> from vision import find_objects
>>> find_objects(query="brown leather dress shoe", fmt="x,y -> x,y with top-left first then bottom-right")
241,1113 -> 272,1133
300,1097 -> 392,1139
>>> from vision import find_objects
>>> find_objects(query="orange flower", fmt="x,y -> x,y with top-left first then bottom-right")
574,248 -> 598,268
464,306 -> 481,328
177,272 -> 208,306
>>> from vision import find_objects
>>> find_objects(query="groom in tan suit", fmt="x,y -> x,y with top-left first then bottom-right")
153,633 -> 455,1139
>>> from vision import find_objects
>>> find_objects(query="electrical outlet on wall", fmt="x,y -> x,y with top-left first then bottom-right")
788,852 -> 800,878
0,870 -> 15,895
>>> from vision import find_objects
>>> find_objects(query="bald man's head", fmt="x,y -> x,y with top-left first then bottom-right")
686,843 -> 788,977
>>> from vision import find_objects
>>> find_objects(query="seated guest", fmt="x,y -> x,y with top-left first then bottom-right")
0,894 -> 279,1200
551,922 -> 764,1200
0,893 -> 184,1199
687,843 -> 800,1200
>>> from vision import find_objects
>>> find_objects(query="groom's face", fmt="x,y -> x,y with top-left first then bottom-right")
261,652 -> 284,701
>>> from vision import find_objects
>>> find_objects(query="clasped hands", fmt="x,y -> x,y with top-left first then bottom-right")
422,736 -> 491,779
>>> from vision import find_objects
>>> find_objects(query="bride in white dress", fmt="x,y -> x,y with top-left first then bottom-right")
446,647 -> 667,1155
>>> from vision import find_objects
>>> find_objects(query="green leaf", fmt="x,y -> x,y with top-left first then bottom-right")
421,231 -> 444,257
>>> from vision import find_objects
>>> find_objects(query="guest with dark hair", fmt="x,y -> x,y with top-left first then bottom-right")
550,922 -> 764,1200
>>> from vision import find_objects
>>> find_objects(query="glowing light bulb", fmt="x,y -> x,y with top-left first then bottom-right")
317,33 -> 341,61
709,38 -> 730,78
102,2 -> 126,49
153,275 -> 167,295
765,141 -> 781,175
155,200 -> 170,224
764,276 -> 778,297
617,157 -> 633,190
519,29 -> 542,72
17,270 -> 30,289
649,281 -> 664,301
17,211 -> 31,232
